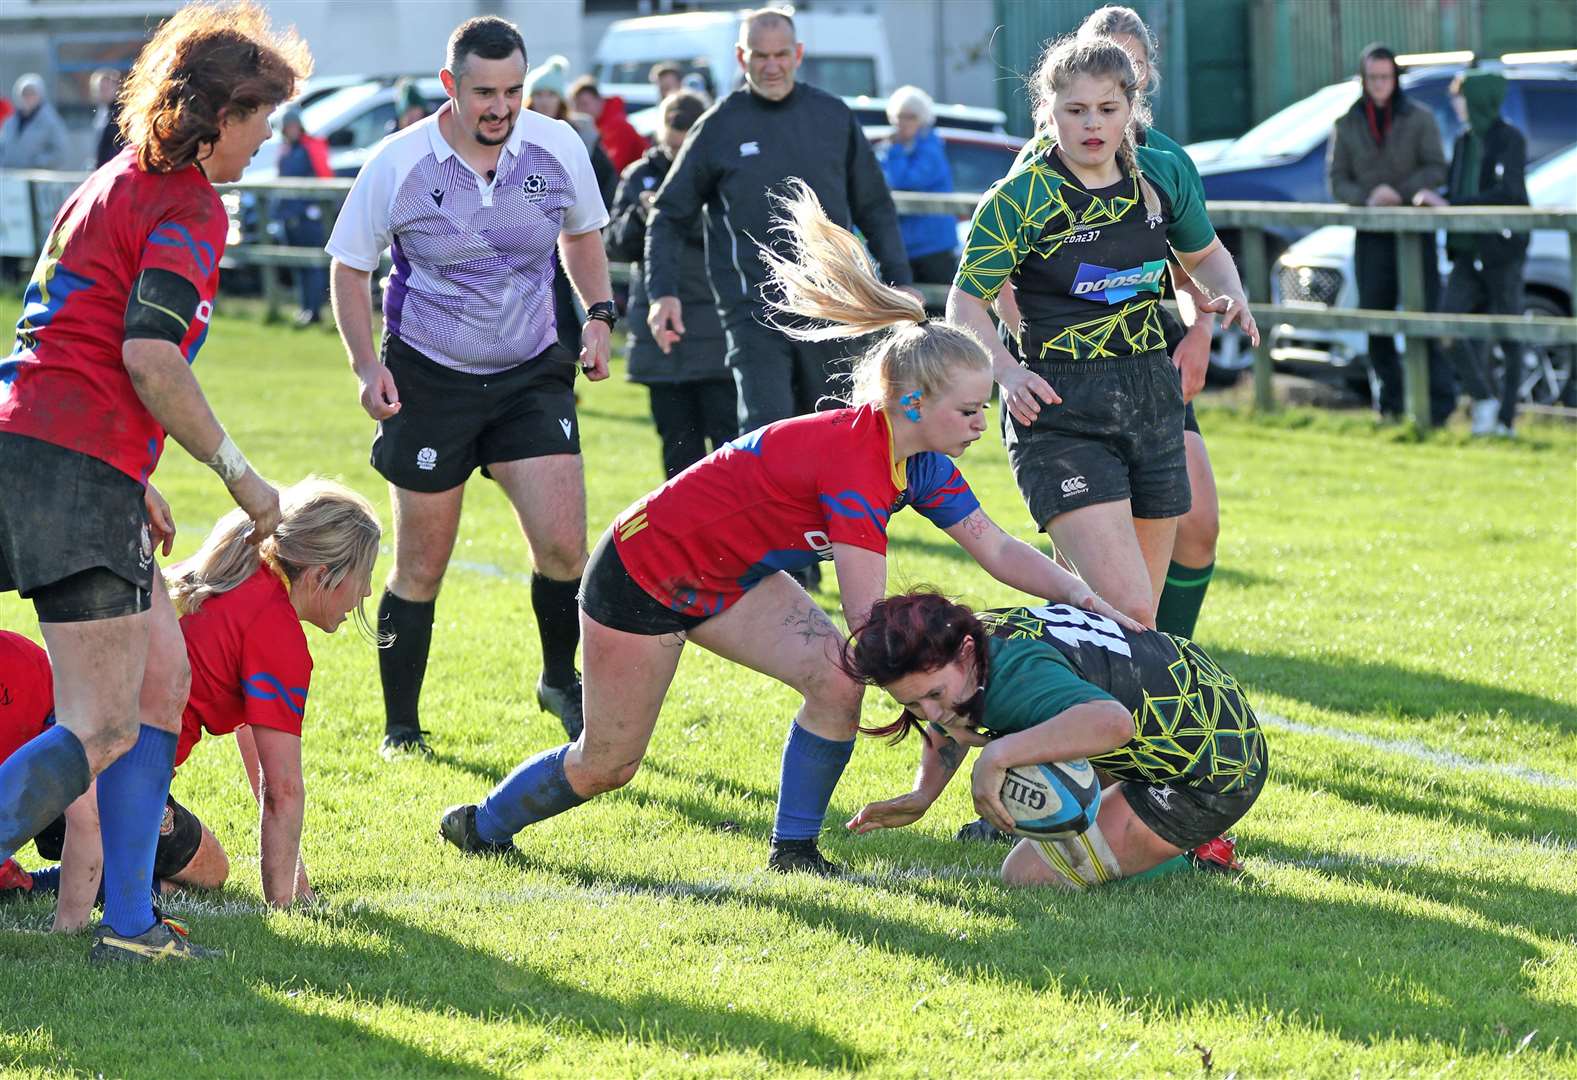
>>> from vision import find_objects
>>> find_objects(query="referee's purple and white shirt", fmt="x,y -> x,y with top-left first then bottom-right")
327,102 -> 609,375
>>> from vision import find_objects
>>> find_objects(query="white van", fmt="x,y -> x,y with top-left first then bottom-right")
592,9 -> 895,108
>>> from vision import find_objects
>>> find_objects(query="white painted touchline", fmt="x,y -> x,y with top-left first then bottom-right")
1260,713 -> 1577,790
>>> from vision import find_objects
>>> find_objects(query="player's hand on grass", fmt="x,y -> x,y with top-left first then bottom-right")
997,363 -> 1060,427
846,791 -> 931,834
648,296 -> 685,354
143,483 -> 176,557
579,319 -> 611,381
229,469 -> 281,544
356,360 -> 401,420
1197,293 -> 1259,349
970,748 -> 1016,835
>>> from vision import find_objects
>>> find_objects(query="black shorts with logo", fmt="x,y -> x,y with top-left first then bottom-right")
0,433 -> 154,618
1118,765 -> 1265,851
372,334 -> 582,493
1003,350 -> 1190,525
32,793 -> 203,880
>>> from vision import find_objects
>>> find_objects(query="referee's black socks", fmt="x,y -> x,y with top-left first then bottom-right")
378,590 -> 436,736
531,572 -> 581,689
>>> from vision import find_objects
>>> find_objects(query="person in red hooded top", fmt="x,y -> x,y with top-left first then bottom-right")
571,75 -> 649,173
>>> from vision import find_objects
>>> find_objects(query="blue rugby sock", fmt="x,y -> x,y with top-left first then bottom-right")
474,744 -> 587,844
772,722 -> 855,843
26,866 -> 60,894
96,725 -> 175,937
0,725 -> 90,862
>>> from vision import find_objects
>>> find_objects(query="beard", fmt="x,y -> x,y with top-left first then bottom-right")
474,113 -> 515,147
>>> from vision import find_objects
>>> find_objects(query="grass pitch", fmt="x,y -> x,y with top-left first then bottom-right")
1,315 -> 1574,1078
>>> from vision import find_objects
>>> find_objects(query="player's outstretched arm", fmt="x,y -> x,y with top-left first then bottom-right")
250,726 -> 310,908
847,725 -> 966,834
830,543 -> 888,637
124,339 -> 280,542
943,509 -> 1146,631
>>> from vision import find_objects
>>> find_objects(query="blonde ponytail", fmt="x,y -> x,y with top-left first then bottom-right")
169,477 -> 383,639
759,180 -> 989,410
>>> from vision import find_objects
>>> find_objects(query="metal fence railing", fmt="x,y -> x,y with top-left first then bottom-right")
4,170 -> 1573,431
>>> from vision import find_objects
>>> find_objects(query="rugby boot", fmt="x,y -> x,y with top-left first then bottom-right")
380,727 -> 433,761
536,673 -> 584,741
0,858 -> 33,900
1187,834 -> 1245,874
955,817 -> 1014,844
89,912 -> 222,964
767,837 -> 844,877
438,804 -> 516,857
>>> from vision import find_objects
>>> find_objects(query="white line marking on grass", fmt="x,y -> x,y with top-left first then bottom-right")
1260,713 -> 1577,790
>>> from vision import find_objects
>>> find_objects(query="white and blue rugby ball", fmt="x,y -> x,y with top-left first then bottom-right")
999,760 -> 1102,839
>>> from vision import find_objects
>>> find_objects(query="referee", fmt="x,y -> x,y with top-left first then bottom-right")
328,16 -> 614,758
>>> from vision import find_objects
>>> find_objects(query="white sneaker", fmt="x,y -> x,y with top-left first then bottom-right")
1469,399 -> 1500,436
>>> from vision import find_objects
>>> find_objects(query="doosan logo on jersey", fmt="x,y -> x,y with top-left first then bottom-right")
1069,259 -> 1168,304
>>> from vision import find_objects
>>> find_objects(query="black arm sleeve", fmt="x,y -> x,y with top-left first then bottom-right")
122,268 -> 201,346
646,120 -> 714,300
845,117 -> 913,287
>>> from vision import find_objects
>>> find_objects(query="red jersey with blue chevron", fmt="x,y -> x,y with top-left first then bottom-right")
176,564 -> 310,767
0,149 -> 224,483
614,405 -> 980,617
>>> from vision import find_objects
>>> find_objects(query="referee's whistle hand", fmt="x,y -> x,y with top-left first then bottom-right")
580,320 -> 612,381
358,362 -> 402,420
648,296 -> 685,354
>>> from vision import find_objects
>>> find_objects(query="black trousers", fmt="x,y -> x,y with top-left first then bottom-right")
725,320 -> 848,433
1354,231 -> 1453,421
647,380 -> 739,479
908,249 -> 959,286
1440,257 -> 1525,428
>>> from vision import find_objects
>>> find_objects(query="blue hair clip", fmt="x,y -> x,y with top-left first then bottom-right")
899,389 -> 923,422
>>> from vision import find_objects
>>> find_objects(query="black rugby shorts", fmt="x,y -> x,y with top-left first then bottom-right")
32,793 -> 204,880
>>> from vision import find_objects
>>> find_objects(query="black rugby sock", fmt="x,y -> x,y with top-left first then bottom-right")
532,572 -> 581,688
378,590 -> 436,736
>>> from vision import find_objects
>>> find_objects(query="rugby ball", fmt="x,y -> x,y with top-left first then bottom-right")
999,760 -> 1102,839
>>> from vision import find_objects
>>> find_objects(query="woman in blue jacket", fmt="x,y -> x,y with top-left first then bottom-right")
880,86 -> 958,285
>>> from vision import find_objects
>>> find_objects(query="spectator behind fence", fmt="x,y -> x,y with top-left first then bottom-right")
1327,44 -> 1450,421
90,68 -> 128,169
571,75 -> 649,173
1414,70 -> 1529,437
276,105 -> 333,326
608,91 -> 735,479
650,62 -> 683,99
645,6 -> 914,442
388,78 -> 429,134
879,85 -> 958,285
0,74 -> 69,171
527,55 -> 618,359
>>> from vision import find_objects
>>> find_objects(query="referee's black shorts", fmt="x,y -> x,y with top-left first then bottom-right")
372,334 -> 582,493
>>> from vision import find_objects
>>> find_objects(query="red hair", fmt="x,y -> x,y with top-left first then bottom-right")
839,590 -> 990,743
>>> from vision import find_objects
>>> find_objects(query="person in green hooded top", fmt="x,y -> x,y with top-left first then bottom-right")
1413,70 -> 1529,437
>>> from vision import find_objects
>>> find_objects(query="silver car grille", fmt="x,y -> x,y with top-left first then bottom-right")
1277,265 -> 1344,306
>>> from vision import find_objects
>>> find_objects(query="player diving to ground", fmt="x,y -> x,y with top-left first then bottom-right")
840,590 -> 1267,888
440,181 -> 1139,875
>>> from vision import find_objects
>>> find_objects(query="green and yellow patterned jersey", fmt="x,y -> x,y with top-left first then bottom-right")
953,141 -> 1214,362
975,604 -> 1265,795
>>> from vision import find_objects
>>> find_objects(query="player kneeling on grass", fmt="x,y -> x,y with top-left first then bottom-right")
2,481 -> 382,926
840,591 -> 1267,888
440,182 -> 1138,875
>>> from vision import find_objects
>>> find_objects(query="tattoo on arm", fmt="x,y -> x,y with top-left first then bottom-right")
961,509 -> 993,542
929,723 -> 966,771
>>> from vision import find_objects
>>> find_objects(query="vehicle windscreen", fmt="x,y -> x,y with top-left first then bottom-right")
1217,81 -> 1358,163
1527,143 -> 1577,205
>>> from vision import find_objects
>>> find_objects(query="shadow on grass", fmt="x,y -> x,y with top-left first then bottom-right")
1213,646 -> 1577,733
0,905 -> 866,1075
1273,753 -> 1577,847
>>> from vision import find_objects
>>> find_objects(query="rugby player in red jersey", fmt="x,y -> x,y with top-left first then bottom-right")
441,183 -> 1140,875
0,1 -> 311,962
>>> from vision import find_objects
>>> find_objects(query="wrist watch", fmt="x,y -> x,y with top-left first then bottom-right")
585,300 -> 618,328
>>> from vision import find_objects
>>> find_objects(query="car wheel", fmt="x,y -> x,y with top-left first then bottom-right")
1492,292 -> 1574,406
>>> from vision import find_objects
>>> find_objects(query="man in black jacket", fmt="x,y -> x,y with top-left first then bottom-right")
1413,70 -> 1529,436
608,91 -> 736,478
644,7 -> 914,436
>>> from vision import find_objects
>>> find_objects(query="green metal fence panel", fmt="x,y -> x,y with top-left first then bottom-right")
1184,0 -> 1254,139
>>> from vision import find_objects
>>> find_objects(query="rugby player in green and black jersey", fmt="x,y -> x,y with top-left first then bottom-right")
840,591 -> 1267,889
947,35 -> 1258,638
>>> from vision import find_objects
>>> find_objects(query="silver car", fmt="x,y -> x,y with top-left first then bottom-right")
1270,143 -> 1576,405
